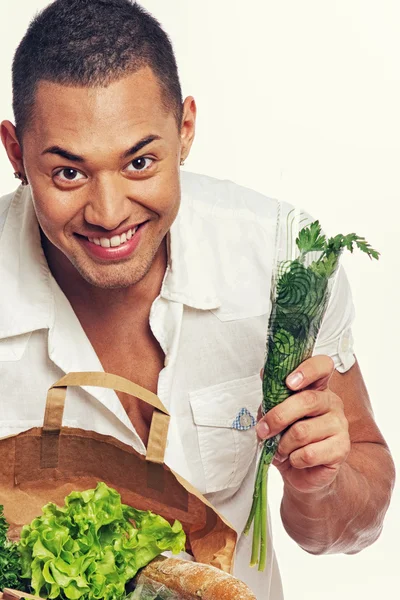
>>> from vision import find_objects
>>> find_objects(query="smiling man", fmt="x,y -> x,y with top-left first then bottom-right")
13,66 -> 187,443
0,1 -> 395,598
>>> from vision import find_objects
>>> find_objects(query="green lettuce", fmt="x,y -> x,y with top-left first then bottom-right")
0,504 -> 24,591
18,482 -> 186,600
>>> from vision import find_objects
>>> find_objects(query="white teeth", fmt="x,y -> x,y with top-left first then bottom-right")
87,225 -> 140,248
110,235 -> 121,247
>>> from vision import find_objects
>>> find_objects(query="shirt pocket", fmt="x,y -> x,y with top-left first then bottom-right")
189,374 -> 261,493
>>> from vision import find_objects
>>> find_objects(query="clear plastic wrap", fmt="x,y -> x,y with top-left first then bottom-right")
262,207 -> 341,410
126,577 -> 181,599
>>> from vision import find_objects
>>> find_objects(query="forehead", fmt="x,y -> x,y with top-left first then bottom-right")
30,66 -> 171,142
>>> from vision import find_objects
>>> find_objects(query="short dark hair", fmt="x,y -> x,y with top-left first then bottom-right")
12,0 -> 183,142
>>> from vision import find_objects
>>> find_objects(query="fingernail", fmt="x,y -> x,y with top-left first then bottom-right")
287,371 -> 304,388
274,452 -> 287,463
257,422 -> 270,439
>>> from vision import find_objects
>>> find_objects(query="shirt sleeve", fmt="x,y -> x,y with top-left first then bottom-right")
313,264 -> 356,373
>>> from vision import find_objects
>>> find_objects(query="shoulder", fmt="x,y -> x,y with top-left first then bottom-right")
180,171 -> 293,227
178,172 -> 299,320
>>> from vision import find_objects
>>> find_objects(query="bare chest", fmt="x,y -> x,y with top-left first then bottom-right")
88,327 -> 165,446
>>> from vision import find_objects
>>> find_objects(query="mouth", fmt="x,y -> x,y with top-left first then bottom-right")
85,224 -> 140,249
75,221 -> 148,261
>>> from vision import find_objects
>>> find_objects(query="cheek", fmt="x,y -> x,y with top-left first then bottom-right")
31,188 -> 83,240
148,173 -> 180,217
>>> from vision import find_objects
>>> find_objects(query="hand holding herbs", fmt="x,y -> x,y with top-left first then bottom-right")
244,220 -> 379,571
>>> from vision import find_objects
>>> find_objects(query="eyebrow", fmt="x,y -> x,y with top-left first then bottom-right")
41,134 -> 162,162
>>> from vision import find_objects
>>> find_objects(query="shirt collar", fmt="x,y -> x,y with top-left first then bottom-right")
0,175 -> 221,340
160,178 -> 221,310
0,185 -> 53,339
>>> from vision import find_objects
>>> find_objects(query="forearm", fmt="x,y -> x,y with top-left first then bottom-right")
280,441 -> 395,554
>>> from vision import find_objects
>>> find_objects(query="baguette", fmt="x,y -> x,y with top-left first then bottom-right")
135,557 -> 256,600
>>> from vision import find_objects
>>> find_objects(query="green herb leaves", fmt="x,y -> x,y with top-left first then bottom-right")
296,221 -> 326,257
0,505 -> 24,591
326,232 -> 380,259
296,221 -> 380,279
18,483 -> 186,600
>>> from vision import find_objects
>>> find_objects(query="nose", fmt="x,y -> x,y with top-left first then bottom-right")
83,175 -> 132,230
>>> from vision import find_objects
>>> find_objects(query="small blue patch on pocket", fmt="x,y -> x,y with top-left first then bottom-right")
232,407 -> 256,431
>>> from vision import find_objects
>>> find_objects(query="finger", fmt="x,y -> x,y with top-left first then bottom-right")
256,388 -> 333,440
286,355 -> 335,392
276,412 -> 346,460
288,434 -> 351,470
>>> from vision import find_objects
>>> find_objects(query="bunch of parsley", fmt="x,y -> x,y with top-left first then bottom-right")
0,505 -> 24,591
244,220 -> 379,571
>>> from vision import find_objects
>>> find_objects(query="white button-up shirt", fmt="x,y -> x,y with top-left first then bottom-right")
0,171 -> 355,599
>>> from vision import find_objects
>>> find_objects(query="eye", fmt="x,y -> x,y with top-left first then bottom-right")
125,157 -> 154,173
54,168 -> 85,183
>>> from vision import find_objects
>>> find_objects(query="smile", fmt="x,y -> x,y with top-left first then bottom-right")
87,225 -> 139,249
78,222 -> 146,262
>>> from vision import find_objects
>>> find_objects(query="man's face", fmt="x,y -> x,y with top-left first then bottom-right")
18,67 -> 194,289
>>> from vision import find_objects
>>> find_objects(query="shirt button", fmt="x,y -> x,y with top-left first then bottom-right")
239,413 -> 252,428
164,354 -> 170,367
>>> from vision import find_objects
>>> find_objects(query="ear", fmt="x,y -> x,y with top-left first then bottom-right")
179,96 -> 196,163
1,120 -> 26,176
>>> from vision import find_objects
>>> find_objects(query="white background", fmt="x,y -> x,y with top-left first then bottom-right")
0,1 -> 399,599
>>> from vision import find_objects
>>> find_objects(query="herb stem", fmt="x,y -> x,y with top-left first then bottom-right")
250,490 -> 261,567
244,450 -> 265,535
258,462 -> 269,571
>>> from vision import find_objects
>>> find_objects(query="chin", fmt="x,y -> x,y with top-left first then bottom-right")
72,258 -> 151,290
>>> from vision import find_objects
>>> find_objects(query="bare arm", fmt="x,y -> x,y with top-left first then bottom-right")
257,357 -> 396,554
